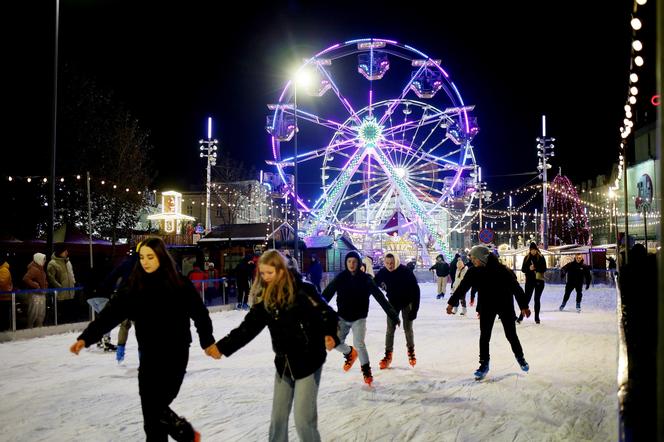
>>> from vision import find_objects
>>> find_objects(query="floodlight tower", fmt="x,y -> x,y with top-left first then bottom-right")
536,115 -> 555,249
199,117 -> 218,233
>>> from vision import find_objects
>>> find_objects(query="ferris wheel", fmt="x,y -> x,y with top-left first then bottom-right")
266,38 -> 479,260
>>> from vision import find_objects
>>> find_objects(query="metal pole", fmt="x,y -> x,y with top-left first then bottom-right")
643,207 -> 648,251
206,155 -> 211,232
293,85 -> 299,269
86,171 -> 93,269
11,292 -> 16,332
622,153 -> 629,265
509,195 -> 513,249
541,116 -> 549,250
48,0 -> 60,258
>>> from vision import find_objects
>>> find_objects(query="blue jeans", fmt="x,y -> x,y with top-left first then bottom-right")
335,318 -> 369,365
87,297 -> 110,338
269,367 -> 322,442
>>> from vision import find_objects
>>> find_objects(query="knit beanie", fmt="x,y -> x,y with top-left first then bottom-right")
529,242 -> 539,251
469,245 -> 491,265
33,253 -> 46,266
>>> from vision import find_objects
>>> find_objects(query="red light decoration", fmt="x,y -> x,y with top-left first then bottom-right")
652,95 -> 660,106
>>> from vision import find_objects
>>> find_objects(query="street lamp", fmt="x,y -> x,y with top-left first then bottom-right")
199,117 -> 218,233
509,195 -> 513,249
537,115 -> 555,250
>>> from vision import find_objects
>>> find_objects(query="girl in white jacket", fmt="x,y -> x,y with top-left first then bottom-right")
450,259 -> 468,315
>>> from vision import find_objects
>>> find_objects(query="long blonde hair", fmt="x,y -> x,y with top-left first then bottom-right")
251,250 -> 295,311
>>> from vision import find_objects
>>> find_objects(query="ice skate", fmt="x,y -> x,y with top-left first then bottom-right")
343,346 -> 358,372
516,356 -> 529,372
378,350 -> 392,369
407,346 -> 416,367
474,361 -> 490,380
361,363 -> 373,386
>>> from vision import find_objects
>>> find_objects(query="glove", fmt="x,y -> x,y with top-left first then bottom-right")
116,344 -> 125,363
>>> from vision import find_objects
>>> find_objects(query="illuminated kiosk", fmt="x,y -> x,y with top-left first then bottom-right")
148,191 -> 195,233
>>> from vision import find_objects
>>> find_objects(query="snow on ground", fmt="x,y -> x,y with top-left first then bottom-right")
0,283 -> 618,441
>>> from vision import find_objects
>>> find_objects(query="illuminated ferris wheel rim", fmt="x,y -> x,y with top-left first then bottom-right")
270,38 -> 474,213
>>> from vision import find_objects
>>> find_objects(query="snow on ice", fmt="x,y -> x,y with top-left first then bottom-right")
0,283 -> 617,441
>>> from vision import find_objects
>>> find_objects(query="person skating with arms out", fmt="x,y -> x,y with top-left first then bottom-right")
447,245 -> 531,380
559,253 -> 592,313
374,253 -> 420,369
322,251 -> 400,385
214,250 -> 339,442
71,237 -> 220,441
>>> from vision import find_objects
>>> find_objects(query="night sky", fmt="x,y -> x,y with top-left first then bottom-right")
9,1 -> 651,198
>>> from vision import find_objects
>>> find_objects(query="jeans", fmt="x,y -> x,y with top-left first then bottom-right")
87,297 -> 110,338
335,318 -> 369,365
385,303 -> 415,352
269,367 -> 322,442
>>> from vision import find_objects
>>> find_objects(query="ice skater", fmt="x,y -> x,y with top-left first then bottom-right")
559,254 -> 592,313
70,237 -> 219,441
429,254 -> 450,299
518,242 -> 547,323
374,253 -> 420,369
449,257 -> 468,315
322,251 -> 400,385
213,250 -> 339,442
447,245 -> 531,380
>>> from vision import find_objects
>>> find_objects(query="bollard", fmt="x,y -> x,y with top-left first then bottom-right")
11,291 -> 16,332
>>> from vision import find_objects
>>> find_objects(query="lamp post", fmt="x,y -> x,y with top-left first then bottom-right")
199,117 -> 218,233
537,115 -> 555,250
509,195 -> 513,249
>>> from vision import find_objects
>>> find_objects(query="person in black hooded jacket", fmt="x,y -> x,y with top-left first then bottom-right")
559,254 -> 592,312
71,237 -> 219,442
518,242 -> 547,324
214,250 -> 339,442
447,245 -> 531,380
374,252 -> 420,369
322,250 -> 399,385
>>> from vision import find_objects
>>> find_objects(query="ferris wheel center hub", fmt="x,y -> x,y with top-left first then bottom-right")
357,117 -> 384,147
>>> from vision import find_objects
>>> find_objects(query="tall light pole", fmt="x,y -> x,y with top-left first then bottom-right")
199,117 -> 218,233
537,115 -> 555,250
509,195 -> 513,249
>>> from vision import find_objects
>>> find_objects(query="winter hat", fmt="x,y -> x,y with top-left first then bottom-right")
345,251 -> 362,268
529,242 -> 539,251
469,245 -> 491,265
33,253 -> 46,266
54,242 -> 68,256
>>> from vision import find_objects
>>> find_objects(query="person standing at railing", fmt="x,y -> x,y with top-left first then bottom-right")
0,252 -> 13,293
47,243 -> 76,301
22,253 -> 48,328
187,264 -> 206,294
234,255 -> 253,309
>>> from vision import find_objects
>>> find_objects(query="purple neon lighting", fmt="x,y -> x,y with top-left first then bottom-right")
375,38 -> 398,45
315,43 -> 341,57
344,38 -> 372,44
404,44 -> 428,59
451,82 -> 470,133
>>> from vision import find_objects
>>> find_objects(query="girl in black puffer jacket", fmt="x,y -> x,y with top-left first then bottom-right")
215,250 -> 339,442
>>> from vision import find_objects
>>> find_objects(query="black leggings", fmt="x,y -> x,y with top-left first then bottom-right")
524,280 -> 545,319
479,309 -> 524,363
138,347 -> 189,441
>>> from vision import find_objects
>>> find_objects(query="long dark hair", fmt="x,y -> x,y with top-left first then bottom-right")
128,236 -> 183,292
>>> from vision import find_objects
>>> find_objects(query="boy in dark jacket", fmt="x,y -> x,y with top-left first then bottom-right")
559,254 -> 592,312
447,245 -> 531,380
322,251 -> 400,385
374,253 -> 420,369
